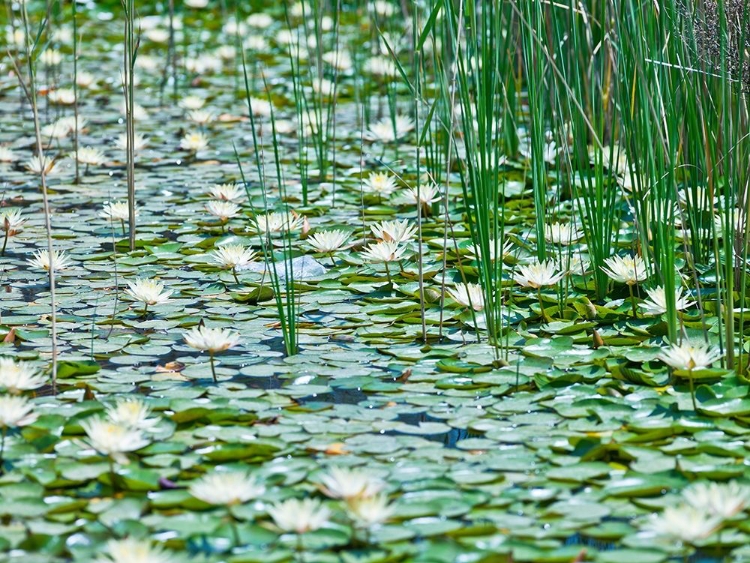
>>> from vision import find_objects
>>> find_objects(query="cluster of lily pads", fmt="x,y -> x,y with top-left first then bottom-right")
1,1 -> 750,563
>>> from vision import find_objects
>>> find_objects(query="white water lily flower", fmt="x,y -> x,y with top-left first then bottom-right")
206,201 -> 240,222
308,230 -> 350,254
183,326 -> 240,353
1,209 -> 26,235
106,398 -> 160,431
125,279 -> 172,306
447,283 -> 485,312
187,109 -> 216,126
545,222 -> 584,245
322,49 -> 352,71
246,13 -> 274,28
81,417 -> 150,464
189,470 -> 265,506
683,481 -> 750,519
601,255 -> 648,286
267,498 -> 331,534
48,88 -> 76,105
0,357 -> 46,394
101,201 -> 137,222
41,49 -> 63,66
252,211 -> 303,234
248,97 -> 273,117
25,155 -> 57,176
0,147 -> 18,162
658,340 -> 722,371
362,172 -> 398,197
0,395 -> 38,428
365,115 -> 414,142
72,147 -> 106,166
114,132 -> 149,152
346,494 -> 394,528
211,245 -> 257,270
28,249 -> 73,272
640,286 -> 695,316
319,467 -> 385,501
364,56 -> 398,78
643,504 -> 722,543
370,0 -> 396,16
180,131 -> 209,152
514,260 -> 565,288
76,70 -> 98,89
361,241 -> 406,263
179,95 -> 205,110
468,239 -> 513,262
405,183 -> 440,207
370,219 -> 416,243
208,183 -> 244,202
96,538 -> 174,563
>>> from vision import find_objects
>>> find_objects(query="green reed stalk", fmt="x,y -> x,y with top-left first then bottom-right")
122,0 -> 137,251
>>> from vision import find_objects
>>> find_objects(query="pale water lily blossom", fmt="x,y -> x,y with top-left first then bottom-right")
370,219 -> 417,243
95,538 -> 175,563
0,395 -> 38,428
106,399 -> 160,431
362,172 -> 398,198
514,260 -> 565,289
180,131 -> 209,152
183,325 -> 241,383
0,358 -> 46,394
365,115 -> 414,142
81,417 -> 150,464
252,211 -> 303,234
307,230 -> 350,259
206,201 -> 240,224
447,283 -> 485,312
211,244 -> 257,282
319,466 -> 385,501
601,254 -> 648,286
189,470 -> 265,506
267,498 -> 331,535
1,209 -> 26,254
208,183 -> 244,202
125,279 -> 172,315
659,339 -> 723,409
683,481 -> 750,519
28,249 -> 73,272
643,504 -> 722,544
545,222 -> 584,245
346,494 -> 395,529
640,286 -> 695,316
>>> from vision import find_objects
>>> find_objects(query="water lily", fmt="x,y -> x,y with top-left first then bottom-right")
105,398 -> 160,431
545,222 -> 584,245
447,283 -> 485,312
28,249 -> 73,272
307,230 -> 350,263
602,254 -> 648,317
0,395 -> 38,428
211,244 -> 257,283
683,481 -> 750,519
370,219 -> 416,243
180,131 -> 209,152
346,494 -> 394,529
81,417 -> 150,465
362,172 -> 398,199
96,538 -> 175,563
514,260 -> 565,321
1,209 -> 25,255
252,211 -> 303,234
365,115 -> 414,142
183,325 -> 241,383
124,278 -> 172,315
640,286 -> 695,316
206,200 -> 240,226
189,470 -> 265,506
319,466 -> 385,501
643,504 -> 722,544
267,498 -> 331,534
208,183 -> 244,202
361,241 -> 406,283
0,357 -> 46,394
658,339 -> 722,410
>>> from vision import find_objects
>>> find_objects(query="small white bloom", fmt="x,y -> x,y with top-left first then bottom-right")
658,340 -> 722,371
206,201 -> 240,222
124,279 -> 173,306
468,239 -> 513,262
179,96 -> 206,110
96,538 -> 174,563
405,183 -> 440,207
322,49 -> 352,71
189,470 -> 265,506
683,481 -> 750,519
545,222 -> 584,245
514,259 -> 565,288
25,155 -> 57,176
361,241 -> 406,263
48,88 -> 76,105
106,398 -> 159,431
308,230 -> 350,253
0,147 -> 18,162
183,326 -> 241,353
0,209 -> 26,235
81,417 -> 150,464
0,395 -> 38,428
0,358 -> 46,394
364,56 -> 397,78
252,211 -> 303,234
71,147 -> 106,166
28,249 -> 73,272
101,201 -> 137,222
370,219 -> 416,243
601,255 -> 648,286
643,504 -> 721,543
346,494 -> 394,528
180,131 -> 209,152
207,183 -> 244,202
447,283 -> 484,312
640,286 -> 695,316
247,97 -> 273,117
267,498 -> 331,534
40,49 -> 63,66
188,109 -> 215,126
362,172 -> 398,196
114,132 -> 149,152
319,467 -> 385,501
211,245 -> 257,270
246,12 -> 274,27
365,115 -> 414,142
